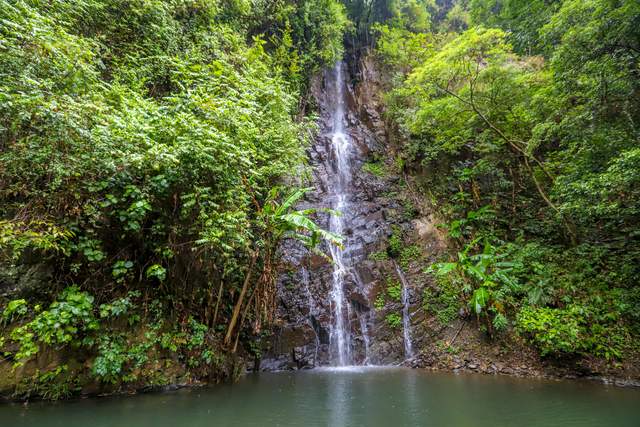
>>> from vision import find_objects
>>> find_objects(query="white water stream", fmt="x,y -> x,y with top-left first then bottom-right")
327,61 -> 353,366
395,262 -> 414,360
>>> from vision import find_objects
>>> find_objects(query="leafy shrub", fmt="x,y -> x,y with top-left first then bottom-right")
516,305 -> 625,360
10,287 -> 99,364
374,294 -> 386,310
368,250 -> 389,261
386,279 -> 402,302
399,245 -> 421,269
2,299 -> 27,324
429,238 -> 519,332
387,226 -> 404,258
362,161 -> 385,177
385,313 -> 402,329
92,337 -> 128,384
13,365 -> 78,401
423,283 -> 460,325
99,292 -> 140,325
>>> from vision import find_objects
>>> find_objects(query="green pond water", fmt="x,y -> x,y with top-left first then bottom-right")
1,367 -> 638,427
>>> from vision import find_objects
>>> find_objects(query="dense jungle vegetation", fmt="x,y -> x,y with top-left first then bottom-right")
0,0 -> 347,398
367,0 -> 640,361
0,0 -> 639,399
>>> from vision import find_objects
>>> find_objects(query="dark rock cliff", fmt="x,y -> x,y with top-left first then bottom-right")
258,53 -> 446,370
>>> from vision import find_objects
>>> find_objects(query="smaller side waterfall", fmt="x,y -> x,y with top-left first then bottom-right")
358,312 -> 371,365
394,262 -> 414,360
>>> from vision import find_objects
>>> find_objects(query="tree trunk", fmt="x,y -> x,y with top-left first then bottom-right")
224,251 -> 258,346
212,280 -> 224,327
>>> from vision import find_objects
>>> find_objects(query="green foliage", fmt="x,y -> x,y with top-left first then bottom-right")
401,199 -> 418,221
441,206 -> 495,240
376,0 -> 640,362
516,307 -> 581,356
469,0 -> 561,53
374,293 -> 386,311
387,279 -> 402,302
429,238 -> 519,333
145,264 -> 167,282
399,245 -> 421,269
436,339 -> 461,355
0,0 -> 350,399
374,23 -> 434,80
99,291 -> 139,324
92,336 -> 129,384
369,250 -> 389,261
385,312 -> 403,329
9,287 -> 98,364
492,312 -> 508,332
13,365 -> 78,401
516,305 -> 625,360
111,261 -> 134,281
92,314 -> 216,384
423,282 -> 460,326
362,161 -> 386,177
387,225 -> 404,258
0,1 -> 348,382
2,299 -> 27,324
0,220 -> 73,260
259,187 -> 343,253
435,239 -> 518,300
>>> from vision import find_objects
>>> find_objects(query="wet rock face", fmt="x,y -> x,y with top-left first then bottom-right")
0,262 -> 54,300
259,59 -> 410,370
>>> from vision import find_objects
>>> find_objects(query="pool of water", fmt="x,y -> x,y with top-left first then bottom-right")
1,367 -> 638,427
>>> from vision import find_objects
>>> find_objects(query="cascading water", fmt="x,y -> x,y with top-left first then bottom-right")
394,262 -> 414,360
265,59 -> 392,369
327,61 -> 354,366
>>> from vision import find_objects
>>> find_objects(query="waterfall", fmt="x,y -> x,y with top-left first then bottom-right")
358,311 -> 372,365
394,262 -> 414,360
327,61 -> 354,366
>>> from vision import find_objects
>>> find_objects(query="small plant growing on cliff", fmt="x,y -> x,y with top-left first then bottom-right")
385,313 -> 402,328
362,161 -> 385,177
387,226 -> 403,258
2,299 -> 28,324
386,279 -> 402,302
14,365 -> 78,401
374,294 -> 386,310
399,245 -> 421,269
402,199 -> 418,220
423,283 -> 460,326
99,291 -> 139,322
92,337 -> 128,384
369,250 -> 388,261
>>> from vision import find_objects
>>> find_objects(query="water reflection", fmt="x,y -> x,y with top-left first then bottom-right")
328,371 -> 349,427
0,369 -> 638,427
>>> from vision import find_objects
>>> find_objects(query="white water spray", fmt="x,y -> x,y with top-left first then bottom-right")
327,62 -> 354,366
